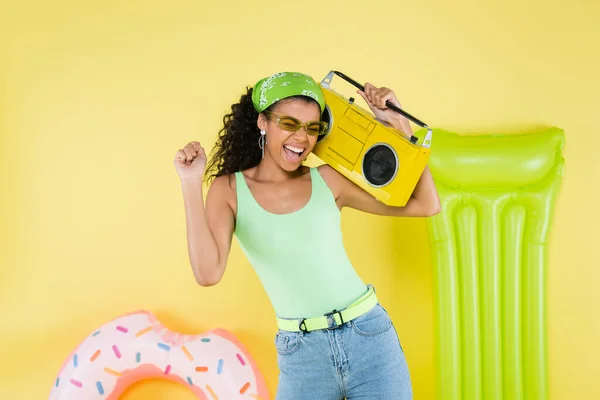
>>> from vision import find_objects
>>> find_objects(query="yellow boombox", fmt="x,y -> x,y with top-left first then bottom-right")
312,71 -> 433,207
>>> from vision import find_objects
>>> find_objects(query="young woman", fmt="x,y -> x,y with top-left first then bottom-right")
174,72 -> 441,399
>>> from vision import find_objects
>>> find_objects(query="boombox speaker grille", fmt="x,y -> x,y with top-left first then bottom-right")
362,143 -> 398,187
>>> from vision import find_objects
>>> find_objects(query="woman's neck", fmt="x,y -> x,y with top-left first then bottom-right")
251,156 -> 304,183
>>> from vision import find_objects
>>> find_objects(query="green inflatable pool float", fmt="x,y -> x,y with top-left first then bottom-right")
418,127 -> 565,400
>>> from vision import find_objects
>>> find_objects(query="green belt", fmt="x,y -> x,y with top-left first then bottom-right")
276,287 -> 378,333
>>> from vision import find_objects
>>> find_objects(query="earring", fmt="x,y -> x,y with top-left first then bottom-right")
258,129 -> 266,158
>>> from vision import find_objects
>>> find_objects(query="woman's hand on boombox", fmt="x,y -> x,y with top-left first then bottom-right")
357,83 -> 411,133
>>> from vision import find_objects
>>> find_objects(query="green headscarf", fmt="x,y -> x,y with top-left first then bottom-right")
251,72 -> 326,113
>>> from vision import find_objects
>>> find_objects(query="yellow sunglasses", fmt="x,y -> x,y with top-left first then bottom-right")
264,111 -> 328,136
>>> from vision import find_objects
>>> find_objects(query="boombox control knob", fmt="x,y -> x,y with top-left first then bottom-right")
348,97 -> 355,104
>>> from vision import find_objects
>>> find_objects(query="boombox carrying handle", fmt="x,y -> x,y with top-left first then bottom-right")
321,70 -> 432,148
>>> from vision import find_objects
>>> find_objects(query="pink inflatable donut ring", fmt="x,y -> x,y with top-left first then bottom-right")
49,310 -> 270,399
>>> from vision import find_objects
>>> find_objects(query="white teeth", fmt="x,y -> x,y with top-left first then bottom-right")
284,145 -> 304,154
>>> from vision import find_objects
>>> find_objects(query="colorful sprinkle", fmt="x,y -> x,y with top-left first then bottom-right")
186,376 -> 193,386
157,342 -> 171,351
206,384 -> 219,400
104,367 -> 122,377
70,379 -> 82,388
55,377 -> 59,387
112,345 -> 121,359
73,354 -> 78,367
135,326 -> 152,337
217,359 -> 224,375
164,365 -> 171,375
116,325 -> 128,333
136,352 -> 141,363
181,345 -> 194,361
236,353 -> 246,366
195,366 -> 208,372
201,338 -> 211,343
92,330 -> 100,336
90,349 -> 101,362
240,382 -> 251,394
96,381 -> 105,395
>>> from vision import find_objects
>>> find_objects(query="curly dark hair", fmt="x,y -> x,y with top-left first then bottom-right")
203,86 -> 319,183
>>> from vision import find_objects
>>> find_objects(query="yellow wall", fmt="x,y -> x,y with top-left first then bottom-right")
1,0 -> 598,399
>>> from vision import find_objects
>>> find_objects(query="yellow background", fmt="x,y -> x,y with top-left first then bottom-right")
1,0 -> 598,399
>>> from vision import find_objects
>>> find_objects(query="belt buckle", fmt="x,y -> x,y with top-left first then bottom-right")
324,309 -> 344,330
298,318 -> 308,333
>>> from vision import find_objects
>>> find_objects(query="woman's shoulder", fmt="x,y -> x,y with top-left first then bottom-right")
315,163 -> 345,199
315,163 -> 334,176
208,173 -> 237,198
206,173 -> 238,215
315,163 -> 342,184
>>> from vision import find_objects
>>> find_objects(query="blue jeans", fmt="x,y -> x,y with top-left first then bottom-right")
274,303 -> 413,399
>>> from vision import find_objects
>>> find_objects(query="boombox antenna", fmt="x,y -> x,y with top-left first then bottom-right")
321,71 -> 432,148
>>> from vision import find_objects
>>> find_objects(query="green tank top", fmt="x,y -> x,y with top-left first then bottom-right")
234,167 -> 368,318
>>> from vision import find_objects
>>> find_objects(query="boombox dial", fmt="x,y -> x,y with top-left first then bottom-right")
317,104 -> 333,143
